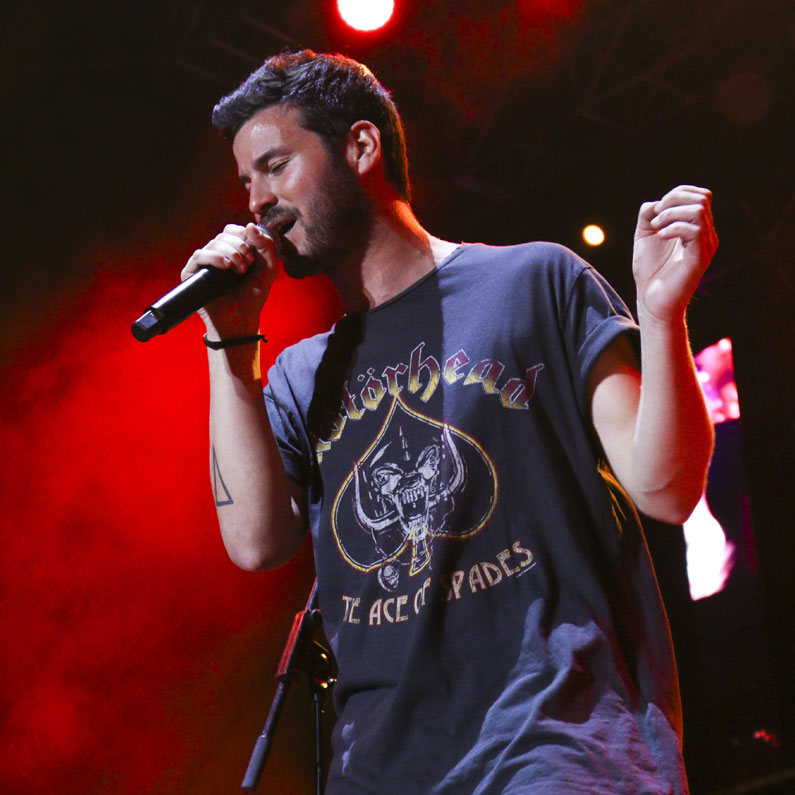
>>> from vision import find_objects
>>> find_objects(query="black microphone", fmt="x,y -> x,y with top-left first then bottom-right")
131,226 -> 279,342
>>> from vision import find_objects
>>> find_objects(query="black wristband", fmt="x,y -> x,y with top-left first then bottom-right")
203,333 -> 266,350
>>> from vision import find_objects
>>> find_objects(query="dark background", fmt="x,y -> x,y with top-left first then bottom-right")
1,1 -> 793,792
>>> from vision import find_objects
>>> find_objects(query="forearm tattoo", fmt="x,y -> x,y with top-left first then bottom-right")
212,446 -> 234,507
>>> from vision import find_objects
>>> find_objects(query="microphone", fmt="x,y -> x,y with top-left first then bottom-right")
131,225 -> 279,343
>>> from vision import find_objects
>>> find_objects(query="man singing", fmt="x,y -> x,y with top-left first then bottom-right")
182,50 -> 716,793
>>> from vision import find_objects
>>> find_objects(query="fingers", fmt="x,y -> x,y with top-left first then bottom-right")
246,222 -> 281,260
652,204 -> 707,237
638,185 -> 718,253
181,223 -> 278,283
638,186 -> 710,223
653,186 -> 711,222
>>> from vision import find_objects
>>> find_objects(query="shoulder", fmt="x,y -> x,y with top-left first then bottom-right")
446,242 -> 593,312
462,240 -> 584,262
456,240 -> 590,281
265,313 -> 362,398
272,329 -> 334,371
264,328 -> 333,397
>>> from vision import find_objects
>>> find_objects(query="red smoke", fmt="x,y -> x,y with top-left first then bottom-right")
0,237 -> 338,793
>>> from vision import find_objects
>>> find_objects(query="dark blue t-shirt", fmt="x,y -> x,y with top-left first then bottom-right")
265,242 -> 687,794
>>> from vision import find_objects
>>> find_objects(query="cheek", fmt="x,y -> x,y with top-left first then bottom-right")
281,174 -> 315,215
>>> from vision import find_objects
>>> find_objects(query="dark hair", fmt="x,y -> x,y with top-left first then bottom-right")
212,50 -> 410,201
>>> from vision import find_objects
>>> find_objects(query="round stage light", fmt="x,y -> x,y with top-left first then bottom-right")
582,224 -> 605,246
338,0 -> 395,32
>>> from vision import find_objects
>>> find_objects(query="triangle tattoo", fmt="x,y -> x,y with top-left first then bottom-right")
212,446 -> 234,507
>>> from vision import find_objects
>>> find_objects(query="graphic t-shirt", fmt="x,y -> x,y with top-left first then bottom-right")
265,242 -> 687,794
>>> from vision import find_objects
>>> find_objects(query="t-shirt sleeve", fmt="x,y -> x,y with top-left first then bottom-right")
264,359 -> 309,487
563,262 -> 639,415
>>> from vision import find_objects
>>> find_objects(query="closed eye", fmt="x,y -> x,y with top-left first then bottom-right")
269,159 -> 289,175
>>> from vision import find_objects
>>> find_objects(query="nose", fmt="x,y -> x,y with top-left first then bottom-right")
248,175 -> 276,220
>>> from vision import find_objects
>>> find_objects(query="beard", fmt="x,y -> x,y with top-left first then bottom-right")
270,153 -> 373,279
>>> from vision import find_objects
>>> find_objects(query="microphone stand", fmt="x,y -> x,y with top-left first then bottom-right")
241,580 -> 337,794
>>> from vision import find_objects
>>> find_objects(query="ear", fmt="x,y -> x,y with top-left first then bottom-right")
345,120 -> 382,177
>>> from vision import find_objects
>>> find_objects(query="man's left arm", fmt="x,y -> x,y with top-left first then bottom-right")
589,185 -> 719,524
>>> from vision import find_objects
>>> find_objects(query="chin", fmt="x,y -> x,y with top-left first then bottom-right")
280,244 -> 329,279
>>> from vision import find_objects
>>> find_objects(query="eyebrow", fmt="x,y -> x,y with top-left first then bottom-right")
239,146 -> 291,185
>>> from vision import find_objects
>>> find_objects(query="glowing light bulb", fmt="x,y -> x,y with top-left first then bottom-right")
582,224 -> 605,246
338,0 -> 395,31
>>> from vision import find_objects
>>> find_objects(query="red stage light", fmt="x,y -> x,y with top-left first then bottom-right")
337,0 -> 394,32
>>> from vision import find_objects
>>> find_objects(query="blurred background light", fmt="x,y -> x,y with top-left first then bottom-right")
683,337 -> 743,600
582,224 -> 605,246
338,0 -> 395,32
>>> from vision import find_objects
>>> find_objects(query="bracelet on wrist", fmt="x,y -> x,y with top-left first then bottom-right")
203,333 -> 266,350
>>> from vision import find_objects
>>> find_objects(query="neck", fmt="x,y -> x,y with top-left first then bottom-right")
328,199 -> 458,313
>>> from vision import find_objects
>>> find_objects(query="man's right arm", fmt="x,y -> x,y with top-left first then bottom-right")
184,222 -> 307,571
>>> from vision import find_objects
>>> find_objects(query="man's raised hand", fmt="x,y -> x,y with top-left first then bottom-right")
632,185 -> 718,326
181,222 -> 280,336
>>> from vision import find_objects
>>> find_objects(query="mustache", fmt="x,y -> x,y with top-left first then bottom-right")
261,206 -> 302,228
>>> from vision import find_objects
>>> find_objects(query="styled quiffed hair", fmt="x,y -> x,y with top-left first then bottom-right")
212,50 -> 411,201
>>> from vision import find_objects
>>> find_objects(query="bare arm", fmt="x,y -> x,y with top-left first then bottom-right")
589,186 -> 718,524
182,222 -> 306,570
